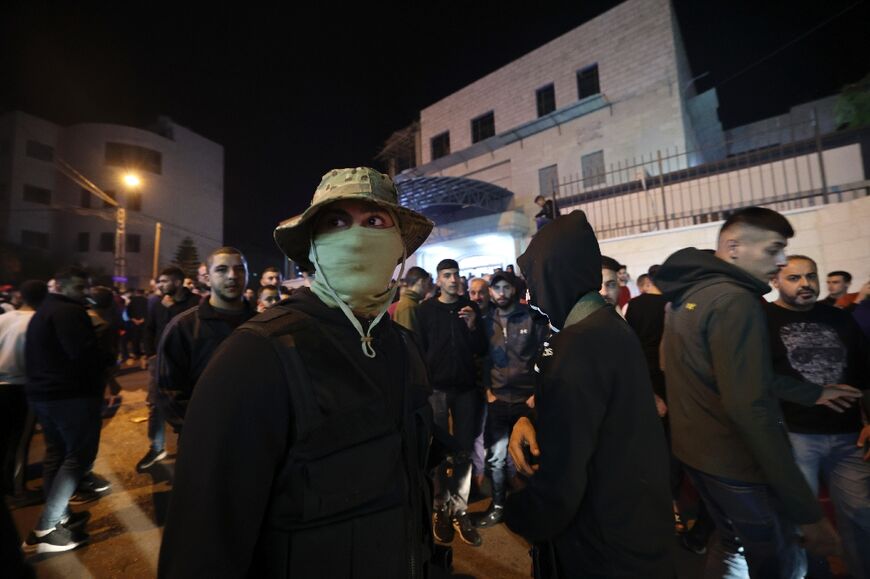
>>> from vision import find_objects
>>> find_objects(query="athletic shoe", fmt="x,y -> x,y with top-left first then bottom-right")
59,511 -> 91,530
452,512 -> 483,547
78,472 -> 112,493
136,448 -> 167,472
472,505 -> 504,528
433,506 -> 454,544
22,525 -> 88,554
69,489 -> 106,505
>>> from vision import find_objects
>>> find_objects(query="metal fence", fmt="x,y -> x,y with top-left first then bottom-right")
551,121 -> 870,240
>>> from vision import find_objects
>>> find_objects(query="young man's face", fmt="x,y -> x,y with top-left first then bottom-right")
157,274 -> 181,297
438,268 -> 461,298
468,280 -> 490,308
617,267 -> 629,285
535,197 -> 546,208
722,225 -> 788,283
258,288 -> 281,311
600,269 -> 620,306
208,254 -> 249,303
244,288 -> 256,301
58,276 -> 90,303
826,275 -> 849,298
261,270 -> 282,287
490,280 -> 515,309
773,259 -> 819,311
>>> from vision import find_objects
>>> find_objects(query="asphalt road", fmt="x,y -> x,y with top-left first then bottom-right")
9,368 -> 706,578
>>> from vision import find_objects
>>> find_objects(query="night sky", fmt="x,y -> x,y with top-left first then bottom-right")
2,0 -> 868,271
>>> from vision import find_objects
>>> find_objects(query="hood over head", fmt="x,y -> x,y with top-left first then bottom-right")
517,210 -> 602,331
656,247 -> 772,304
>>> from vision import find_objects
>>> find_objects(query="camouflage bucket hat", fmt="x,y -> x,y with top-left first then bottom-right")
274,167 -> 434,271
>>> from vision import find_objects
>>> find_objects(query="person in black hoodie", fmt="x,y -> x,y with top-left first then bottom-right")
416,258 -> 488,547
23,267 -> 113,554
504,210 -> 674,578
156,247 -> 256,433
159,167 -> 437,578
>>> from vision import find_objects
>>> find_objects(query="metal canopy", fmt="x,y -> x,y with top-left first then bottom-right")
395,175 -> 514,225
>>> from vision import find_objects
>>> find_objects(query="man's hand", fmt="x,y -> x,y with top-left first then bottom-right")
816,384 -> 863,413
509,417 -> 540,476
858,425 -> 870,461
458,305 -> 476,330
486,389 -> 496,404
654,394 -> 668,418
799,519 -> 843,558
525,395 -> 535,409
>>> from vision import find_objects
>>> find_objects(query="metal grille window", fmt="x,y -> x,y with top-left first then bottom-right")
471,111 -> 495,143
26,140 -> 54,162
23,184 -> 51,205
99,232 -> 115,252
536,84 -> 556,117
431,132 -> 450,161
105,142 -> 162,174
21,230 -> 49,249
127,234 -> 141,253
77,232 -> 90,252
576,64 -> 600,100
581,150 -> 606,187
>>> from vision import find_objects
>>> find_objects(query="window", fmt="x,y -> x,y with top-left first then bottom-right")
471,111 -> 495,143
25,140 -> 54,162
77,232 -> 90,252
536,84 -> 556,117
105,142 -> 162,174
431,132 -> 450,161
21,230 -> 49,250
23,184 -> 51,205
127,234 -> 141,253
127,190 -> 142,212
576,64 -> 600,100
99,232 -> 115,252
103,189 -> 117,209
538,165 -> 559,197
581,150 -> 606,187
81,188 -> 92,208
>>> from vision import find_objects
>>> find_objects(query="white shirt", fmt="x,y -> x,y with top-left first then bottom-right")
0,310 -> 35,385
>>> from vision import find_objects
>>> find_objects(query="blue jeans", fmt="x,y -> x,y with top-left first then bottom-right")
484,400 -> 530,506
146,357 -> 165,452
30,397 -> 102,530
685,466 -> 807,579
789,431 -> 870,579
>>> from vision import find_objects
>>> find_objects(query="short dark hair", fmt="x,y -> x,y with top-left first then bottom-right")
207,247 -> 246,269
601,255 -> 621,273
720,206 -> 794,239
257,284 -> 279,298
636,274 -> 649,287
19,280 -> 48,308
262,266 -> 280,276
404,266 -> 431,288
534,195 -> 545,203
647,264 -> 661,282
437,259 -> 459,272
827,270 -> 852,283
786,255 -> 817,270
159,266 -> 186,282
54,266 -> 89,282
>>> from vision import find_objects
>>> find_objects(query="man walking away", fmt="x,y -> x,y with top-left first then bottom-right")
157,247 -> 256,433
768,255 -> 870,578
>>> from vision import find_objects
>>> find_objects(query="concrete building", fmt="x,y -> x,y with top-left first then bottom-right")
389,0 -> 723,274
0,111 -> 223,287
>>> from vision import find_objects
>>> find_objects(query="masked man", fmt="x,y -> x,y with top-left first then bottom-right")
158,168 -> 436,578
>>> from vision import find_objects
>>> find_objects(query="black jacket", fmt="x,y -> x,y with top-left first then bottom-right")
416,296 -> 487,391
158,288 -> 434,578
25,294 -> 112,401
506,211 -> 674,577
156,299 -> 256,432
144,288 -> 199,356
482,304 -> 549,402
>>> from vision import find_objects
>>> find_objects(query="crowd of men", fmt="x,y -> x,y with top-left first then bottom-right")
1,166 -> 869,579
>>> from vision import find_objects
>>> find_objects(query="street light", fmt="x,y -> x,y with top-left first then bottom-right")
122,173 -> 141,188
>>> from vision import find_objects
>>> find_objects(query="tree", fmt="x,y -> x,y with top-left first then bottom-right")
172,237 -> 201,278
835,73 -> 870,130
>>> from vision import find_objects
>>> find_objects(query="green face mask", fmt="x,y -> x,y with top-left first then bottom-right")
308,224 -> 405,357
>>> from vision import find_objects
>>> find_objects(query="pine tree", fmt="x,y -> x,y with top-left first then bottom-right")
172,236 -> 201,278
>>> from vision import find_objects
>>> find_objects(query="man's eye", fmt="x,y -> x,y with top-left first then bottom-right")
367,215 -> 387,227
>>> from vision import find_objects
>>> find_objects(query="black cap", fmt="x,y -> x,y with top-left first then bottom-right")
490,271 -> 518,289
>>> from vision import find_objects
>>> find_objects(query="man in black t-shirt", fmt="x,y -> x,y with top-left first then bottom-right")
768,255 -> 870,578
625,265 -> 668,414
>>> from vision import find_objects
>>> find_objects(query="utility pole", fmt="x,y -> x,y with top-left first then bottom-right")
152,222 -> 162,280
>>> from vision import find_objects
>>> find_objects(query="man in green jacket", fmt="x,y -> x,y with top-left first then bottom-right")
656,207 -> 863,577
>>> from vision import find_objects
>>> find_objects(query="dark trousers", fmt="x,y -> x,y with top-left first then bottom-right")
122,322 -> 144,358
430,388 -> 482,514
484,399 -> 531,506
0,385 -> 33,496
30,397 -> 102,529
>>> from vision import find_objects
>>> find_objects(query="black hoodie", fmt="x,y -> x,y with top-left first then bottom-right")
507,211 -> 674,577
656,247 -> 823,524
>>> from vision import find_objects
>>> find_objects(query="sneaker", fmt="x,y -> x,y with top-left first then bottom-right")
452,512 -> 483,547
22,525 -> 88,554
433,506 -> 454,544
69,488 -> 106,505
136,448 -> 167,472
59,511 -> 91,530
472,505 -> 504,528
79,472 -> 112,493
